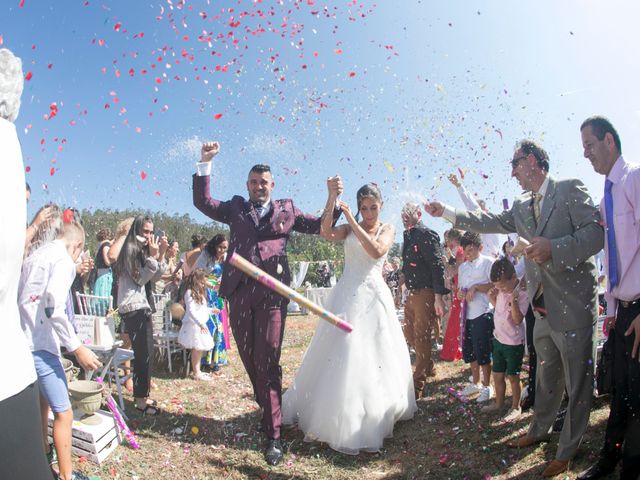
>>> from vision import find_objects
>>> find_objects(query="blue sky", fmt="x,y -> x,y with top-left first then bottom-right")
4,0 -> 640,240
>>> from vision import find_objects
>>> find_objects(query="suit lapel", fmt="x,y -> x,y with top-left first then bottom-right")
517,195 -> 537,237
535,178 -> 556,235
245,200 -> 259,227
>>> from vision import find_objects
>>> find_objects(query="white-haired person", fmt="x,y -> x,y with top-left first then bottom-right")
0,47 -> 56,479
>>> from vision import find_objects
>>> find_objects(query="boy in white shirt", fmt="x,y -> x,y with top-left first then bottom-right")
458,232 -> 495,402
484,258 -> 528,422
19,222 -> 101,480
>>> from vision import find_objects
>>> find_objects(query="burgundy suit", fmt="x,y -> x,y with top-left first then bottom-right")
193,173 -> 338,439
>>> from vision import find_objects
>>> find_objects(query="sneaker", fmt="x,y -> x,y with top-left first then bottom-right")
460,383 -> 481,397
476,385 -> 494,403
502,407 -> 522,423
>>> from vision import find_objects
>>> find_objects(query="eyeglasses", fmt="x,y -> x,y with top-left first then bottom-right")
510,155 -> 528,169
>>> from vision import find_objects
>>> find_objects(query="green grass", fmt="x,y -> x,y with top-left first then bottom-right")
77,314 -> 610,479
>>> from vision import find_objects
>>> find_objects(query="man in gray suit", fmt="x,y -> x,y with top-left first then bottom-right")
424,139 -> 604,478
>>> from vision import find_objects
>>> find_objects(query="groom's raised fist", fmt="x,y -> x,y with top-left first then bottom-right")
201,142 -> 220,162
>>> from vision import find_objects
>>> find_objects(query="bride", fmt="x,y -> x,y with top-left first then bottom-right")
282,178 -> 417,455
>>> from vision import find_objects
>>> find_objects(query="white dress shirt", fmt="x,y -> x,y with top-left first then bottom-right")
444,176 -> 550,227
458,254 -> 494,319
455,184 -> 505,258
19,240 -> 82,356
0,117 -> 37,402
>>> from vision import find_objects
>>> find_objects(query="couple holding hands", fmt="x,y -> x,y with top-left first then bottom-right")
192,141 -> 416,465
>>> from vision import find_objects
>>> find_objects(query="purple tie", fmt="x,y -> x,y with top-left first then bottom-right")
604,179 -> 618,290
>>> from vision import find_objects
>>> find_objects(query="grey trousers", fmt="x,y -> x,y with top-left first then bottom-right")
528,315 -> 594,461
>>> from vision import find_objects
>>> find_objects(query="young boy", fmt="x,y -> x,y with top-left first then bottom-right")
19,222 -> 102,480
483,258 -> 528,422
458,231 -> 495,402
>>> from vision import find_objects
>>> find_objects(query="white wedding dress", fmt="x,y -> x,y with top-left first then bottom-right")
282,226 -> 417,454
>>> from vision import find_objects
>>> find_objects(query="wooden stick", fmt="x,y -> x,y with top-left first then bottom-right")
228,253 -> 352,333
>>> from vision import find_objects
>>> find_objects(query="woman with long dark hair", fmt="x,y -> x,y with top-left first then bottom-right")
115,215 -> 168,415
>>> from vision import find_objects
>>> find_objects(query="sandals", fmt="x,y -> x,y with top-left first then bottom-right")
135,404 -> 160,416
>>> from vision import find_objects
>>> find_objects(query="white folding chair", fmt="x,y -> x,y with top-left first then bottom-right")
75,293 -> 134,414
97,347 -> 135,418
75,292 -> 113,316
152,293 -> 187,373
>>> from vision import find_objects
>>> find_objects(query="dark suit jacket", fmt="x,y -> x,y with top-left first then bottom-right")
454,176 -> 604,332
401,222 -> 448,294
193,174 -> 339,299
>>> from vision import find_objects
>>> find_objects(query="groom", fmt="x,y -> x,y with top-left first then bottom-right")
192,142 -> 342,465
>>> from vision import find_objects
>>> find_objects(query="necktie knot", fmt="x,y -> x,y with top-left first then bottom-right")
605,179 -> 613,192
531,192 -> 542,224
252,201 -> 268,218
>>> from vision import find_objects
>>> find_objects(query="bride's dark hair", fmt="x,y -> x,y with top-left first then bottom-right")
355,183 -> 383,221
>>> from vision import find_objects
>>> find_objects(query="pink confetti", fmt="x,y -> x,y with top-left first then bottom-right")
25,166 -> 31,172
348,71 -> 356,77
114,22 -> 122,32
25,71 -> 33,81
135,127 -> 142,134
140,170 -> 147,180
47,103 -> 58,120
214,113 -> 223,120
154,191 -> 161,196
49,167 -> 55,176
19,0 -> 25,7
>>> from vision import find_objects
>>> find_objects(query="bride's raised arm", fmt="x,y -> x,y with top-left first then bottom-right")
320,176 -> 350,241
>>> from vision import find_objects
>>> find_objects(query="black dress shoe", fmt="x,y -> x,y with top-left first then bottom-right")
576,457 -> 618,480
265,439 -> 284,466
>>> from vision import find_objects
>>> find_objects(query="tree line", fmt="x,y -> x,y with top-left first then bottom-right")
79,208 -> 364,286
